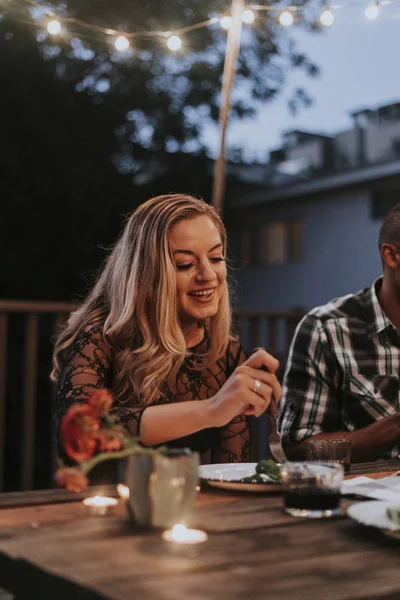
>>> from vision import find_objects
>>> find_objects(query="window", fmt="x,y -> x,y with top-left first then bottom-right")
371,191 -> 400,220
242,220 -> 303,265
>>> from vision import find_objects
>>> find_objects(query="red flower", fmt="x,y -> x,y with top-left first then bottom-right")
88,388 -> 114,417
61,404 -> 99,462
55,467 -> 89,492
97,428 -> 124,452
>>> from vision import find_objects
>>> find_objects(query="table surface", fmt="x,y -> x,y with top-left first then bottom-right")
1,460 -> 400,600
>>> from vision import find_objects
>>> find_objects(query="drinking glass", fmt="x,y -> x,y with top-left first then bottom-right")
280,461 -> 344,518
305,439 -> 352,474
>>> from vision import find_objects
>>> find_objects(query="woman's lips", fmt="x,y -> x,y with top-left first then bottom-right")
188,289 -> 216,303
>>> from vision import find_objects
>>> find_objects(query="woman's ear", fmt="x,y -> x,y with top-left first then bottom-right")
380,243 -> 400,269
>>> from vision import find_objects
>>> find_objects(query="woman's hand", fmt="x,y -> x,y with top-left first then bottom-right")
206,348 -> 282,428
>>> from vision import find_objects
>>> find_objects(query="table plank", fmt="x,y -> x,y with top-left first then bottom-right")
349,459 -> 400,475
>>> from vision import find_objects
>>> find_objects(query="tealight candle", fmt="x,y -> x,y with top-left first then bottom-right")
162,523 -> 208,545
116,483 -> 130,501
83,495 -> 118,516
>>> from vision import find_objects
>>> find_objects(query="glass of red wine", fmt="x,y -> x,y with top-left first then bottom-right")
280,462 -> 344,518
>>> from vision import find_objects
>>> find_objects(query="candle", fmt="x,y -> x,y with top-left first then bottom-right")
83,495 -> 118,516
162,524 -> 208,545
116,483 -> 130,500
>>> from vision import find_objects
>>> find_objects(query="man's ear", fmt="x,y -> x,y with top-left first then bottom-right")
380,243 -> 400,269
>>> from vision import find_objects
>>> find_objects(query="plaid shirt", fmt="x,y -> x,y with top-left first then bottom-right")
279,277 -> 400,458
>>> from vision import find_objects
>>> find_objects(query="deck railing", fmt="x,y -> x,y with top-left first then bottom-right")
0,300 -> 304,492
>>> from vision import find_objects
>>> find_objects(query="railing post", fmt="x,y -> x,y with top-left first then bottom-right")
249,316 -> 260,351
267,316 -> 278,357
285,314 -> 303,356
21,314 -> 39,490
0,314 -> 8,491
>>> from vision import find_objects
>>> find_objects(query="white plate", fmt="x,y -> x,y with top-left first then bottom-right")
199,463 -> 281,492
347,500 -> 400,536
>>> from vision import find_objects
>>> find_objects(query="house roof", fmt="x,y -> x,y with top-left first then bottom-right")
227,158 -> 400,210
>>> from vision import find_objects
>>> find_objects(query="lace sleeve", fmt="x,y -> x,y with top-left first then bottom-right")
211,342 -> 251,463
53,324 -> 144,440
211,415 -> 251,463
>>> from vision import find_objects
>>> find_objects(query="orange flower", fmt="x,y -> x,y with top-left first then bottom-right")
88,388 -> 114,417
97,428 -> 124,452
61,404 -> 99,462
55,467 -> 89,492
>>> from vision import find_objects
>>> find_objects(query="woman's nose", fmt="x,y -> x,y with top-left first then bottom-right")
195,260 -> 217,281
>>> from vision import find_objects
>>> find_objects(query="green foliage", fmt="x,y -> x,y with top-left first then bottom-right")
0,1 -> 320,300
3,1 -> 320,172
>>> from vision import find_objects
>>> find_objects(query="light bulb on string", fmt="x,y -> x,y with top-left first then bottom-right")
320,7 -> 335,26
279,11 -> 294,27
364,2 -> 380,20
220,15 -> 233,30
114,35 -> 130,51
167,35 -> 182,51
242,9 -> 255,24
47,19 -> 61,35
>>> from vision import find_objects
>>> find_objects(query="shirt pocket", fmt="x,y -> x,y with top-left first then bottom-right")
342,374 -> 400,426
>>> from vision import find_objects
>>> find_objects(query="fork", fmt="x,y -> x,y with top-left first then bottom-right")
254,354 -> 288,464
266,398 -> 288,464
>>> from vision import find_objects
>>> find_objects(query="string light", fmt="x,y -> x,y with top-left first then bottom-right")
167,35 -> 182,51
320,7 -> 335,26
242,9 -> 255,24
114,35 -> 129,51
47,19 -> 61,35
364,1 -> 380,19
279,11 -> 294,26
220,15 -> 233,30
5,0 -> 397,54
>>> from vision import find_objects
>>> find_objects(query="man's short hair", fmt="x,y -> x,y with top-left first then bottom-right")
379,202 -> 400,247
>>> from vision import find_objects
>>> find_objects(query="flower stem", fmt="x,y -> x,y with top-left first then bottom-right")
79,441 -> 157,475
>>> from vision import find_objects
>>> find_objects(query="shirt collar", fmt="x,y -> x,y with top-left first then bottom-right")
366,276 -> 392,338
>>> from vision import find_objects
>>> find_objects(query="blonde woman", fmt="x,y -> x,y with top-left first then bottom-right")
52,194 -> 281,463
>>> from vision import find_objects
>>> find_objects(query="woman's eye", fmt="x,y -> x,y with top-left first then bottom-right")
176,263 -> 193,271
210,257 -> 225,264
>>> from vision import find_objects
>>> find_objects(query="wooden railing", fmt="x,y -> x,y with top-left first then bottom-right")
0,300 -> 73,493
0,300 -> 305,492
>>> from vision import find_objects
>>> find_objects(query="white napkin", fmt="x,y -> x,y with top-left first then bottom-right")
341,476 -> 400,502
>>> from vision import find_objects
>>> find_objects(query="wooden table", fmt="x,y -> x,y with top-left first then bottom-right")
1,460 -> 400,600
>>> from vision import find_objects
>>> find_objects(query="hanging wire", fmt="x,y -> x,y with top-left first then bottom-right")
3,0 -> 400,51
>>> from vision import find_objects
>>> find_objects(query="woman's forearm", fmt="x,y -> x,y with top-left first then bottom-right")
138,400 -> 215,446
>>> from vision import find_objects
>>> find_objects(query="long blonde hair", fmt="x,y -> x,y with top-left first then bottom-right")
51,194 -> 232,406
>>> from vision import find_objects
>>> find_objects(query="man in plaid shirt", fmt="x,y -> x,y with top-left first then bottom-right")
279,203 -> 400,462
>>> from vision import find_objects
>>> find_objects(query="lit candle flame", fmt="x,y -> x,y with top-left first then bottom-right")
162,524 -> 208,544
117,484 -> 130,500
83,495 -> 118,507
171,523 -> 188,541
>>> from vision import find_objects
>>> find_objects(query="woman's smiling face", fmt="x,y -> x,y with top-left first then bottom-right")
169,215 -> 227,329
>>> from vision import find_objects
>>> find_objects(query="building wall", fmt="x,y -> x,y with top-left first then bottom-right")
334,129 -> 360,168
333,119 -> 400,169
365,120 -> 400,163
229,190 -> 383,312
286,139 -> 325,170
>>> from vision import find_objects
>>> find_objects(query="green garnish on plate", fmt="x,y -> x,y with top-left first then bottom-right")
239,459 -> 281,484
387,506 -> 400,525
256,459 -> 281,482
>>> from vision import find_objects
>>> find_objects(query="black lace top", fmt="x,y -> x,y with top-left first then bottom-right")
54,324 -> 250,462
